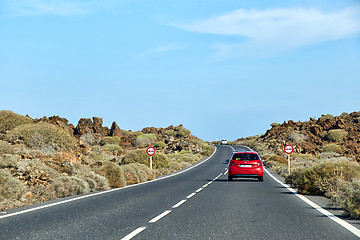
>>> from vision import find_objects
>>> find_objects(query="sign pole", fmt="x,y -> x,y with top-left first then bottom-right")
284,145 -> 294,175
150,155 -> 153,170
288,154 -> 291,174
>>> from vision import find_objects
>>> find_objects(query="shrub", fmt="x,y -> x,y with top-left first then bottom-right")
135,134 -> 157,147
165,130 -> 175,136
80,133 -> 101,146
287,161 -> 360,195
0,110 -> 33,134
122,149 -> 169,168
53,176 -> 90,198
102,144 -> 122,152
98,163 -> 125,188
353,111 -> 360,117
337,179 -> 360,219
201,144 -> 214,156
341,112 -> 349,117
324,129 -> 347,142
288,132 -> 307,144
178,127 -> 191,137
6,123 -> 77,151
319,114 -> 334,121
100,136 -> 121,146
155,141 -> 166,149
0,140 -> 15,155
322,144 -> 341,153
121,163 -> 154,185
0,169 -> 26,200
270,123 -> 280,127
79,171 -> 110,191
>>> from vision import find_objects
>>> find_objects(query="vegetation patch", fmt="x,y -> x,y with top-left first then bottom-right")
0,110 -> 33,134
324,129 -> 347,142
122,149 -> 169,168
135,134 -> 157,147
6,123 -> 77,151
101,136 -> 121,146
322,144 -> 341,153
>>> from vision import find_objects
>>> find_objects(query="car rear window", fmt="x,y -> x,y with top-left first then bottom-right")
232,153 -> 259,161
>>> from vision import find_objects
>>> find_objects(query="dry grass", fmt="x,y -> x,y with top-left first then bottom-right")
0,110 -> 33,134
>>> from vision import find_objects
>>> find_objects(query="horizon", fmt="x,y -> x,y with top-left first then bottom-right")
1,0 -> 359,141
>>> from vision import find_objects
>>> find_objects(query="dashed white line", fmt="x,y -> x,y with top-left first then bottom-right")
149,210 -> 172,223
202,184 -> 208,188
224,169 -> 228,175
186,193 -> 196,199
172,200 -> 186,208
265,168 -> 360,238
196,188 -> 203,193
121,227 -> 146,240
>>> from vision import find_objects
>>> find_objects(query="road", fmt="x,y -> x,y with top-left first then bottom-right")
1,145 -> 359,239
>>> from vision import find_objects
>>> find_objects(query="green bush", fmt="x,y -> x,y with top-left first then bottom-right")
100,136 -> 121,146
121,163 -> 154,185
201,144 -> 214,156
102,144 -> 122,152
322,144 -> 341,153
98,163 -> 125,188
6,123 -> 77,151
324,129 -> 347,142
288,132 -> 307,144
0,110 -> 33,134
0,169 -> 26,201
319,114 -> 334,121
287,161 -> 360,195
165,130 -> 175,136
53,176 -> 90,198
122,149 -> 169,168
337,179 -> 360,219
178,127 -> 191,137
155,141 -> 166,149
0,140 -> 15,155
135,134 -> 157,147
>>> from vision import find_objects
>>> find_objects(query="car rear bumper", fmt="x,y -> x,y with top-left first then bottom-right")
228,166 -> 263,177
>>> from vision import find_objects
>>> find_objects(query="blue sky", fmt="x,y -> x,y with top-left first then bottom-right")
1,0 -> 360,141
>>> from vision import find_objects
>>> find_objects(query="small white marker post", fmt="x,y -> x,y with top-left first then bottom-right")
146,147 -> 155,169
284,145 -> 294,174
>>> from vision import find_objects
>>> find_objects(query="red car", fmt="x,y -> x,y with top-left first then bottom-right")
228,150 -> 263,181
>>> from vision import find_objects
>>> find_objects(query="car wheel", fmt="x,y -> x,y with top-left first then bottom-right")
228,175 -> 233,181
258,176 -> 263,182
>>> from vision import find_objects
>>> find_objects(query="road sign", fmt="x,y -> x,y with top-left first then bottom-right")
146,147 -> 155,156
284,145 -> 294,154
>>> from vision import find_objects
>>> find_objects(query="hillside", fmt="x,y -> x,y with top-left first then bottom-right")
232,111 -> 360,219
0,110 -> 213,211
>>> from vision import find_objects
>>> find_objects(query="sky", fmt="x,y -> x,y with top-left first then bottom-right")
1,0 -> 360,141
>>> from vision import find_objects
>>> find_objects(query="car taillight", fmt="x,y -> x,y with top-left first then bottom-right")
230,161 -> 235,166
256,161 -> 262,166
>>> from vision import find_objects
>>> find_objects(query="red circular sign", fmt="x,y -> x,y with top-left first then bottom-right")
146,147 -> 155,156
284,145 -> 294,154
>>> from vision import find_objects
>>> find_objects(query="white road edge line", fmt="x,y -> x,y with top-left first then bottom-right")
121,226 -> 146,240
265,168 -> 360,238
202,184 -> 208,188
0,147 -> 218,219
224,169 -> 228,175
186,193 -> 196,199
149,210 -> 172,223
172,200 -> 186,208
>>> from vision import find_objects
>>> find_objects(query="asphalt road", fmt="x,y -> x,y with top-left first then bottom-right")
1,145 -> 359,240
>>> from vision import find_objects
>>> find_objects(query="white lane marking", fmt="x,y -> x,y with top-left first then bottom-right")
202,184 -> 208,188
264,168 -> 360,238
186,193 -> 196,199
172,200 -> 186,208
121,227 -> 146,240
224,169 -> 228,175
149,210 -> 172,223
226,145 -> 236,151
196,188 -> 203,193
0,147 -> 218,219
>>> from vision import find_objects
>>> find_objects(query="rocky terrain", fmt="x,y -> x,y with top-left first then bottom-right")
0,110 -> 213,211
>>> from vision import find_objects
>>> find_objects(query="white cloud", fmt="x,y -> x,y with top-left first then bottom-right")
176,5 -> 360,59
135,44 -> 183,58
